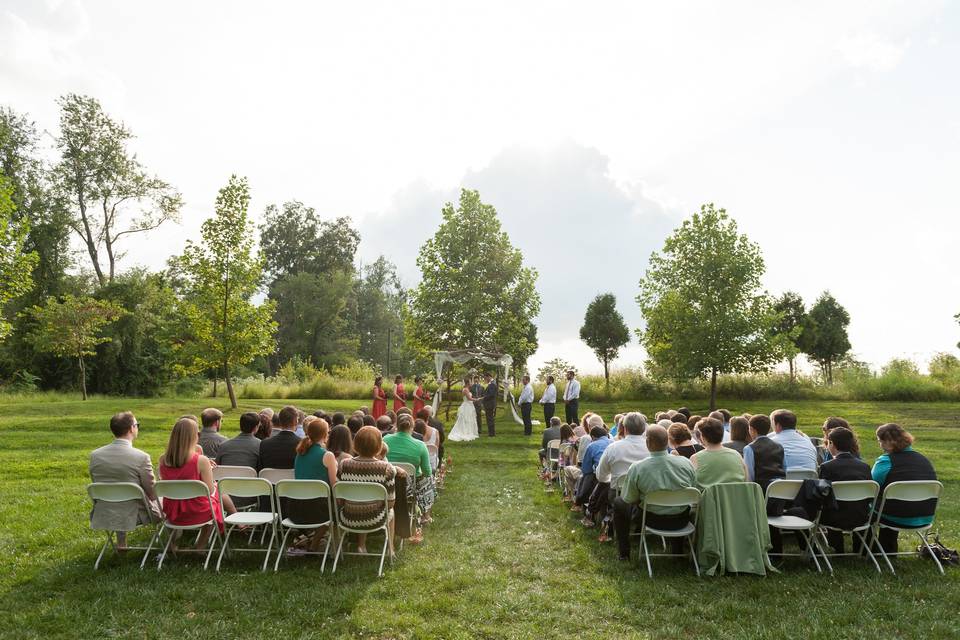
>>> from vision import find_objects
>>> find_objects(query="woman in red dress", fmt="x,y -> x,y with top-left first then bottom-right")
159,417 -> 235,550
412,375 -> 430,416
393,374 -> 407,412
372,376 -> 388,419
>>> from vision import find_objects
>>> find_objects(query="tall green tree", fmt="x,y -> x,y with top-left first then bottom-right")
0,176 -> 37,340
52,94 -> 182,286
406,189 -> 541,367
770,291 -> 806,381
579,293 -> 630,390
799,291 -> 850,385
637,203 -> 780,410
258,201 -> 360,370
355,256 -> 412,375
24,295 -> 125,400
171,175 -> 277,408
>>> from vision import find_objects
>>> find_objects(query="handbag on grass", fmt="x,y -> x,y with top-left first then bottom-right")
918,534 -> 959,566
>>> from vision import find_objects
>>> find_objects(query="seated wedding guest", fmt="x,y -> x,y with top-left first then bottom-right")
89,411 -> 162,549
255,409 -> 274,440
595,412 -> 649,491
385,414 -> 435,534
359,406 -> 370,416
291,418 -> 338,550
386,410 -> 397,425
260,405 -> 301,469
742,414 -> 785,491
198,408 -> 228,458
691,417 -> 748,489
818,426 -> 872,553
159,417 -> 236,550
818,416 -> 852,463
561,425 -> 593,502
707,410 -> 732,443
686,415 -> 702,431
294,409 -> 307,438
572,425 -> 612,517
327,425 -> 354,464
609,413 -> 624,438
539,416 -> 563,466
346,415 -> 363,437
337,426 -> 397,556
362,414 -> 376,427
770,409 -> 817,472
676,407 -> 691,420
376,415 -> 395,435
723,416 -> 751,455
612,425 -> 697,561
418,407 -> 446,463
414,418 -> 441,469
871,423 -> 938,554
668,423 -> 703,458
331,412 -> 346,427
216,412 -> 262,470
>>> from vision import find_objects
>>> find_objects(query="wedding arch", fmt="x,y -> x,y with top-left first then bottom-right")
430,349 -> 538,427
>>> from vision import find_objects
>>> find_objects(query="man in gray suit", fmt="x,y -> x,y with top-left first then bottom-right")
480,372 -> 498,437
216,412 -> 262,470
88,412 -> 162,548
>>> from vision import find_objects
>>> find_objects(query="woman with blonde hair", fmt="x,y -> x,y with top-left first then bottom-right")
159,417 -> 236,551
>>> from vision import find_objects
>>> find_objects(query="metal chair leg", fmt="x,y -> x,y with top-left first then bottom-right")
157,528 -> 175,570
216,525 -> 234,571
275,528 -> 292,572
331,531 -> 347,573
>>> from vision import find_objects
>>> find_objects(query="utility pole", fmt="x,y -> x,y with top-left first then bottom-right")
386,327 -> 392,377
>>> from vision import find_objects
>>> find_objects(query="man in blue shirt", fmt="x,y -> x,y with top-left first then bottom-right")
571,426 -> 611,513
770,409 -> 817,472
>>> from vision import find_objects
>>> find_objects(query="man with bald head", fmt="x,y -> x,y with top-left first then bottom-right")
612,424 -> 697,562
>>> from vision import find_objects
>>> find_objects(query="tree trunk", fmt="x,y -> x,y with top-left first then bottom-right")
79,354 -> 87,401
827,361 -> 833,386
603,357 -> 610,397
212,376 -> 218,398
74,173 -> 106,287
788,357 -> 795,382
225,361 -> 237,409
709,366 -> 718,411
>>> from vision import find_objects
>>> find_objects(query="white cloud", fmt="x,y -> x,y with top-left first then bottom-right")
837,32 -> 910,72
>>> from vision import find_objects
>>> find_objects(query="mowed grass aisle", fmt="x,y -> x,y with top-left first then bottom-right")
0,397 -> 959,639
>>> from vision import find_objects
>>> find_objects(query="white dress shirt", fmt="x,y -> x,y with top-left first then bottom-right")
595,435 -> 650,488
564,378 -> 580,401
539,383 -> 557,403
518,383 -> 534,404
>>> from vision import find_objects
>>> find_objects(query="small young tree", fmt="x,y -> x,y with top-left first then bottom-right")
24,295 -> 125,399
770,291 -> 806,381
0,175 -> 37,340
537,357 -> 574,382
579,293 -> 630,390
799,291 -> 851,385
637,203 -> 780,410
171,175 -> 277,408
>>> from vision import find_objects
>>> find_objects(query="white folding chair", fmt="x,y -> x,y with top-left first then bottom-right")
393,462 -> 419,550
558,442 -> 577,496
332,481 -> 393,577
213,465 -> 257,481
818,480 -> 881,572
274,479 -> 334,571
85,482 -> 160,570
634,487 -> 701,577
873,480 -> 944,575
546,438 -> 561,489
153,480 -> 222,570
259,468 -> 295,484
766,479 -> 832,573
786,468 -> 819,481
215,478 -> 278,571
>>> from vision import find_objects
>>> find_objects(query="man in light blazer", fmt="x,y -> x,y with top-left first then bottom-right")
88,412 -> 162,548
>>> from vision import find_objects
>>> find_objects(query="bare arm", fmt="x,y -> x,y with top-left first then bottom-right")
197,455 -> 216,493
323,451 -> 338,489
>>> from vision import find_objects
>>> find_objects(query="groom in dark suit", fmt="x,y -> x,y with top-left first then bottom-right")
480,372 -> 498,437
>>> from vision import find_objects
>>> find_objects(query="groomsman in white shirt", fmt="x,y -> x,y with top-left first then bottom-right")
518,375 -> 534,436
539,375 -> 557,425
563,370 -> 580,425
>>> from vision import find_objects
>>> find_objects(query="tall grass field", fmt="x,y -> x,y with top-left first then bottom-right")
1,395 -> 958,639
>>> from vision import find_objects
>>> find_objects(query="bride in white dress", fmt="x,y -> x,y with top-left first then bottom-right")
447,376 -> 480,442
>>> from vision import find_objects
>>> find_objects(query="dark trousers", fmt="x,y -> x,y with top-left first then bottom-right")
826,529 -> 864,555
575,472 -> 597,506
542,402 -> 555,424
483,402 -> 496,436
474,402 -> 483,433
613,497 -> 689,558
565,399 -> 579,425
520,402 -> 532,435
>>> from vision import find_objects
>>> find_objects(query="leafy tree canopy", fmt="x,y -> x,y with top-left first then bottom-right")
579,293 -> 630,384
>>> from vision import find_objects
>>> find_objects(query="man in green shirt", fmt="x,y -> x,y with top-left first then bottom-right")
384,414 -> 432,478
613,425 -> 696,561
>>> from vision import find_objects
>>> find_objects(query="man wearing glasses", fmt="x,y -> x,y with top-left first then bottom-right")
89,412 -> 162,550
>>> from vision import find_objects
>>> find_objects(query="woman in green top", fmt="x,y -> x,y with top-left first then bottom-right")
291,418 -> 338,550
691,417 -> 748,489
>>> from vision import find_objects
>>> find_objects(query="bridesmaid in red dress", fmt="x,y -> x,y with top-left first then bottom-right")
393,374 -> 407,412
412,375 -> 430,416
159,417 -> 235,550
372,376 -> 388,419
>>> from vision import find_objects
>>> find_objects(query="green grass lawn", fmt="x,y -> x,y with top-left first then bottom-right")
1,396 -> 958,639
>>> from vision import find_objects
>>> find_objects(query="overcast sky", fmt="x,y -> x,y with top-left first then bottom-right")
3,1 -> 958,374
